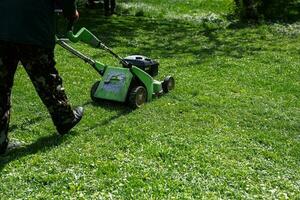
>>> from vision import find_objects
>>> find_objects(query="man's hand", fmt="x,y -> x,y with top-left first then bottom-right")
68,10 -> 79,22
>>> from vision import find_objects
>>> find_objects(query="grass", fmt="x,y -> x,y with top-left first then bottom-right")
1,0 -> 300,199
117,0 -> 233,19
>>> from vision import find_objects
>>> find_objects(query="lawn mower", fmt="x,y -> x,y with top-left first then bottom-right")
56,24 -> 175,109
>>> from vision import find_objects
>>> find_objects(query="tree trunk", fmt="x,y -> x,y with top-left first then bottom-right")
235,0 -> 259,21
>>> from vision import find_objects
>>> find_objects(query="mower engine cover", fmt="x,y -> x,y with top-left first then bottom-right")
123,55 -> 159,77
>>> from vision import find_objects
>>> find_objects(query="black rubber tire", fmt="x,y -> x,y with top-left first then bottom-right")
128,86 -> 147,109
91,81 -> 101,102
162,76 -> 175,93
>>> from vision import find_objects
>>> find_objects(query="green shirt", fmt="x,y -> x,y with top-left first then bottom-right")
0,0 -> 76,49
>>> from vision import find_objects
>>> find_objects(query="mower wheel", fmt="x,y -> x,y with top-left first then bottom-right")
91,81 -> 100,102
128,86 -> 147,109
162,76 -> 175,93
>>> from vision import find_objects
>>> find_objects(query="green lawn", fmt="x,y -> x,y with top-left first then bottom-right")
1,0 -> 300,199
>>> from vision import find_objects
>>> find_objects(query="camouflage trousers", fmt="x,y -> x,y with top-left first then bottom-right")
0,41 -> 75,148
104,0 -> 116,13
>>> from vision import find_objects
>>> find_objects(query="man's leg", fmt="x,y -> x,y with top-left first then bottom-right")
104,0 -> 110,15
111,0 -> 116,13
0,42 -> 18,153
19,45 -> 78,132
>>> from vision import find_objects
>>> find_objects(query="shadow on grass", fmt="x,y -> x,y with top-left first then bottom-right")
73,9 -> 214,58
0,132 -> 78,171
8,116 -> 44,132
0,100 -> 131,170
60,4 -> 300,73
66,7 -> 271,67
82,100 -> 132,130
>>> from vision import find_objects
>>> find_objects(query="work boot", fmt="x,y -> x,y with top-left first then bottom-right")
56,107 -> 84,135
0,140 -> 24,156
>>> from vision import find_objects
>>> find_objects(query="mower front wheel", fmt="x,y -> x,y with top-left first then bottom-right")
162,76 -> 175,93
91,81 -> 100,102
128,86 -> 147,109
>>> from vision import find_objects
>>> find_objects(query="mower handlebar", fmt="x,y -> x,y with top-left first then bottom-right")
67,28 -> 132,68
67,20 -> 74,32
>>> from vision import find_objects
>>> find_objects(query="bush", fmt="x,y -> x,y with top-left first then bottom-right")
234,0 -> 300,21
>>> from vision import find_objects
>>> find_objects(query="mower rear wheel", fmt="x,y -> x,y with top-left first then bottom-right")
128,86 -> 147,109
91,81 -> 100,102
162,76 -> 175,93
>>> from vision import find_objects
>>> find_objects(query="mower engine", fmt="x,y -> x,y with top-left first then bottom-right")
123,55 -> 159,77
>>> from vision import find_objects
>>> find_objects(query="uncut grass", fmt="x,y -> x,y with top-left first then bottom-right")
78,0 -> 233,20
1,3 -> 300,200
117,0 -> 233,18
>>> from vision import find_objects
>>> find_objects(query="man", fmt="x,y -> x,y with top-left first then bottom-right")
104,0 -> 116,16
86,0 -> 116,16
0,0 -> 84,155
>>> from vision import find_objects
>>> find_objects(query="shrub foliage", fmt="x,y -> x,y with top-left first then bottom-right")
234,0 -> 300,21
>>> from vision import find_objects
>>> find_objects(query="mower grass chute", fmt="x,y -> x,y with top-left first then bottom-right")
56,27 -> 175,109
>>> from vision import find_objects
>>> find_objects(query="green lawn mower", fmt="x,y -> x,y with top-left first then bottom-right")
56,27 -> 175,109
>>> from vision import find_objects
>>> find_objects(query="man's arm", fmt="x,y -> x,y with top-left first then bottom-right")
60,0 -> 78,21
